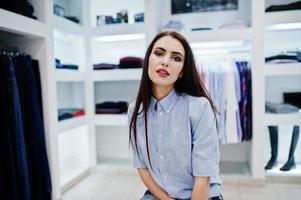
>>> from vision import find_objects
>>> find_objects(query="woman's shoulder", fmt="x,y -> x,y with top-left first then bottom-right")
127,101 -> 143,118
186,95 -> 211,110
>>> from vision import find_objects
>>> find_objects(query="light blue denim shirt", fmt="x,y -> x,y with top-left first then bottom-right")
128,89 -> 222,199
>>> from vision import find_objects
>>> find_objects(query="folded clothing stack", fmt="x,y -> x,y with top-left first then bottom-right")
58,108 -> 85,121
93,56 -> 143,70
56,58 -> 79,70
265,52 -> 301,64
64,16 -> 80,23
119,56 -> 143,69
0,0 -> 37,19
284,92 -> 301,109
265,102 -> 299,114
95,101 -> 128,114
93,63 -> 119,70
266,1 -> 301,12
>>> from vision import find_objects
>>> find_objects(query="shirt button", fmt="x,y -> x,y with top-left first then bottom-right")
164,175 -> 167,178
160,155 -> 164,159
158,134 -> 162,138
159,112 -> 163,116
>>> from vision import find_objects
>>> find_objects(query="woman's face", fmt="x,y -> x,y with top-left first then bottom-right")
148,36 -> 185,91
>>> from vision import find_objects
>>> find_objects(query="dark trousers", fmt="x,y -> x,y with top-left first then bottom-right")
14,55 -> 52,200
0,55 -> 31,200
143,190 -> 223,200
0,54 -> 52,200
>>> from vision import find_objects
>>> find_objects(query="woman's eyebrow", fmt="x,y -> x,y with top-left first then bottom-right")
154,47 -> 184,57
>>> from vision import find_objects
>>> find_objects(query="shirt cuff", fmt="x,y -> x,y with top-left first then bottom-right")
133,160 -> 147,168
192,158 -> 220,177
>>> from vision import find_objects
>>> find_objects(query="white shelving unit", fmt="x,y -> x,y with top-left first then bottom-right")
183,28 -> 253,43
2,0 -> 301,199
55,70 -> 85,81
266,10 -> 301,26
53,15 -> 84,35
58,115 -> 87,133
264,63 -> 301,76
91,23 -> 145,37
94,114 -> 128,126
0,8 -> 47,38
263,0 -> 301,179
265,113 -> 301,125
92,69 -> 142,81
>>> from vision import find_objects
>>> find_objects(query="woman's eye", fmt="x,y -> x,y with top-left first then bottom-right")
154,51 -> 163,56
173,56 -> 182,62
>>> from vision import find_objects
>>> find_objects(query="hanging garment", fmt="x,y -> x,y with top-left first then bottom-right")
196,59 -> 252,144
0,54 -> 31,200
14,55 -> 52,200
0,52 -> 52,200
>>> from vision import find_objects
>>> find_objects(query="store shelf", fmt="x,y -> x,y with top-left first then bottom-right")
266,10 -> 301,26
53,15 -> 84,35
58,116 -> 87,133
0,8 -> 47,38
265,112 -> 301,125
183,28 -> 253,43
264,63 -> 301,76
91,23 -> 145,37
56,70 -> 85,82
94,114 -> 127,126
93,68 -> 142,82
265,163 -> 301,177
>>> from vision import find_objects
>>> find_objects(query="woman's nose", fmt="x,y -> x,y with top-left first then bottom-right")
161,56 -> 170,67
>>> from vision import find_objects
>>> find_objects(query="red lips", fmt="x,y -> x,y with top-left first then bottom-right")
156,68 -> 170,77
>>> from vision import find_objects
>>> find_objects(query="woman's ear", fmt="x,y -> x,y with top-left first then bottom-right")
179,72 -> 183,78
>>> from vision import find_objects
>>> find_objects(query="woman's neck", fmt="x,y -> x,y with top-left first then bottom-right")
152,85 -> 173,100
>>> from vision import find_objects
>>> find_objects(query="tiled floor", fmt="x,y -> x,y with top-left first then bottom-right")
62,171 -> 301,200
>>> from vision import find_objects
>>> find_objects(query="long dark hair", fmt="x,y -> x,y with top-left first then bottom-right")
129,31 -> 217,169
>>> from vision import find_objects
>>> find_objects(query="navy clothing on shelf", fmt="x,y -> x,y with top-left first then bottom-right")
119,56 -> 143,69
284,92 -> 301,108
61,64 -> 78,70
55,59 -> 79,70
64,16 -> 80,23
0,0 -> 37,19
95,101 -> 128,114
265,53 -> 301,63
266,1 -> 301,12
0,51 -> 52,200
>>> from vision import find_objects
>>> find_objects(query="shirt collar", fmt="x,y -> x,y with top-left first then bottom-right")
149,88 -> 179,114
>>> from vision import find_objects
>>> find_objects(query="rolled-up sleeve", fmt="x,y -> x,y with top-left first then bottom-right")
127,103 -> 147,168
191,99 -> 220,177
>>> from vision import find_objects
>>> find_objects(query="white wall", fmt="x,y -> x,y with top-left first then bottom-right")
57,82 -> 85,109
54,31 -> 85,71
265,0 -> 298,8
91,39 -> 145,65
94,81 -> 140,104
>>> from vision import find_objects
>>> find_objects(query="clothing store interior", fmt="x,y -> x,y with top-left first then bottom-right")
1,0 -> 301,199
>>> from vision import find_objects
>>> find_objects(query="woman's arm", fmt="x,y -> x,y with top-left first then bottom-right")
191,176 -> 210,200
138,168 -> 175,200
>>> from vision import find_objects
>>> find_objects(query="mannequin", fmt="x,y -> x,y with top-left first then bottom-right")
265,125 -> 299,171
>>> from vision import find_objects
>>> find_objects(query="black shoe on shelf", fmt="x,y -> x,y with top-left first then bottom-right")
265,158 -> 277,170
280,159 -> 296,171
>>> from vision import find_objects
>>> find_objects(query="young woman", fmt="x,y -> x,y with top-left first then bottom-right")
128,31 -> 222,200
